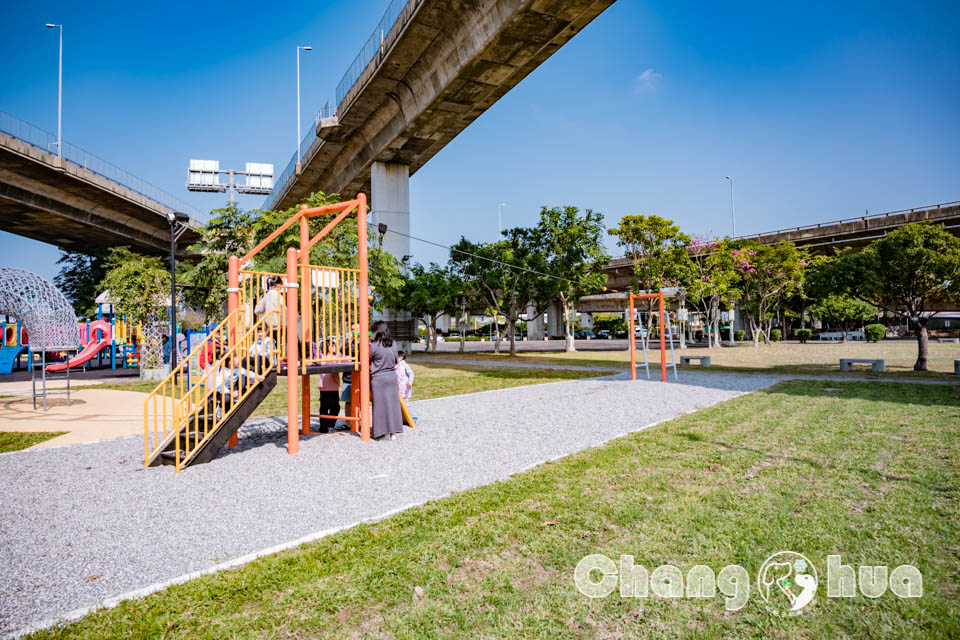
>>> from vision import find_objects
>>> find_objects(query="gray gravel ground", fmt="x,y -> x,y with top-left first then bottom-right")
0,371 -> 782,636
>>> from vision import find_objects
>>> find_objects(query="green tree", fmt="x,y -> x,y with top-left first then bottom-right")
810,294 -> 877,341
608,214 -> 690,346
816,223 -> 960,370
732,241 -> 806,346
537,206 -> 609,352
451,229 -> 552,357
99,247 -> 170,372
679,237 -> 739,348
54,249 -> 111,316
180,203 -> 256,321
400,263 -> 464,352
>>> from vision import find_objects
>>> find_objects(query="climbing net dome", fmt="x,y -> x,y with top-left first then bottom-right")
0,267 -> 79,350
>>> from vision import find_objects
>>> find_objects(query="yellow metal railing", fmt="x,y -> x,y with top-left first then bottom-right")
238,269 -> 287,368
300,264 -> 361,372
143,308 -> 280,470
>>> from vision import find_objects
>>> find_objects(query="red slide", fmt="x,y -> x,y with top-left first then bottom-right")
46,340 -> 110,372
46,320 -> 112,372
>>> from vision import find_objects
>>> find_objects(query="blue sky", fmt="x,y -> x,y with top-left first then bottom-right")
2,0 -> 959,281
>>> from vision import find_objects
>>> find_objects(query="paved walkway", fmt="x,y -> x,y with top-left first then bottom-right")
0,371 -> 781,637
0,389 -> 146,448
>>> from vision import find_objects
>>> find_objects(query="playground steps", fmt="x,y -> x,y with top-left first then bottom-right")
152,371 -> 278,469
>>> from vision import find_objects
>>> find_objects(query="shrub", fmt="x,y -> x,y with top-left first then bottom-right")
865,324 -> 886,342
770,329 -> 782,342
796,328 -> 812,343
734,330 -> 745,342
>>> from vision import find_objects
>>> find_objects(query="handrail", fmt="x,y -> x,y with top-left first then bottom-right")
172,311 -> 279,469
0,110 -> 205,222
143,308 -> 243,465
143,308 -> 280,470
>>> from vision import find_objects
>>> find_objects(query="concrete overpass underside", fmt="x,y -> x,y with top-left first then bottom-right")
270,0 -> 616,210
0,133 -> 199,256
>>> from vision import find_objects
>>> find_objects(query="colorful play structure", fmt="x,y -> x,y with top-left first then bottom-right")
144,195 -> 414,471
627,288 -> 678,382
46,313 -> 141,372
0,268 -> 80,409
1,320 -> 30,374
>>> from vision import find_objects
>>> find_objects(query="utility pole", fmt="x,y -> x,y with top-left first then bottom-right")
724,176 -> 736,237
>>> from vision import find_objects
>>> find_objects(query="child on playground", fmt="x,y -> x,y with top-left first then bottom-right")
244,325 -> 275,372
396,350 -> 416,425
316,338 -> 341,433
205,343 -> 264,399
396,350 -> 414,401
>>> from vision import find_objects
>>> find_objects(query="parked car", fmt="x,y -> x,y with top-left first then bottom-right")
596,330 -> 611,339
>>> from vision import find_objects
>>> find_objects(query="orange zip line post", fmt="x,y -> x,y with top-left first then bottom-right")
627,289 -> 669,382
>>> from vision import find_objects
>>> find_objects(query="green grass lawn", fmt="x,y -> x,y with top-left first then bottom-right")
0,431 -> 67,452
418,340 -> 960,379
28,380 -> 960,638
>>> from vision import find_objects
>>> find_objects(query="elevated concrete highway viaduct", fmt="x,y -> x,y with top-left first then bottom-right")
0,117 -> 201,256
266,0 -> 616,261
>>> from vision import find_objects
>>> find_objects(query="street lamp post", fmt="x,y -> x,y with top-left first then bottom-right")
45,23 -> 62,159
296,46 -> 313,172
498,203 -> 506,237
724,176 -> 736,237
167,212 -> 190,373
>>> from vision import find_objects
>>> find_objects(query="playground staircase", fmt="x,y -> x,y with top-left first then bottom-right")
143,308 -> 283,471
153,371 -> 277,468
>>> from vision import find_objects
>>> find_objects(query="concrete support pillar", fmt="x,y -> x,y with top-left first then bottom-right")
526,305 -> 544,340
580,312 -> 593,330
547,301 -> 564,338
436,313 -> 451,333
371,161 -> 412,351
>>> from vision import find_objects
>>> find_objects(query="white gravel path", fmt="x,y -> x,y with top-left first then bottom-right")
0,371 -> 782,637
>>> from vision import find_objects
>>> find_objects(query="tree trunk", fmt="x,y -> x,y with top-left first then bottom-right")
913,319 -> 929,371
750,316 -> 761,347
507,316 -> 517,357
430,317 -> 439,352
493,319 -> 501,354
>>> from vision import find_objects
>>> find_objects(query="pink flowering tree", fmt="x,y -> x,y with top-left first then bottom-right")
733,241 -> 806,346
680,237 -> 739,347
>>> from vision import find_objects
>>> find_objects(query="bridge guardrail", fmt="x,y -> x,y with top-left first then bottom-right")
0,110 -> 205,223
731,200 -> 960,241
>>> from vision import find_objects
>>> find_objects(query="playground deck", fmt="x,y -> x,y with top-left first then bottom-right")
0,371 -> 780,636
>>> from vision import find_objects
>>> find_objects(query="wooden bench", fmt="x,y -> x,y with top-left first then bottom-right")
680,355 -> 711,367
839,358 -> 885,373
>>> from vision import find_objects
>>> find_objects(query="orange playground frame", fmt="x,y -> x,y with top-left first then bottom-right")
229,195 -> 372,452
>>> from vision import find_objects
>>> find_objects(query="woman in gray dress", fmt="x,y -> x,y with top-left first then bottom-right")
369,321 -> 403,439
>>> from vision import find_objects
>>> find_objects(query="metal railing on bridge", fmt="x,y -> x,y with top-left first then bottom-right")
268,0 -> 424,209
0,110 -> 205,223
